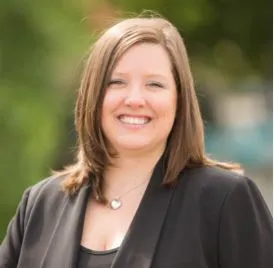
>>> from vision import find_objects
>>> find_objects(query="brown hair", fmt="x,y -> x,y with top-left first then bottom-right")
59,14 -> 242,201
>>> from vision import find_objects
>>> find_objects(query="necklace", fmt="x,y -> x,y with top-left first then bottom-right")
107,177 -> 150,210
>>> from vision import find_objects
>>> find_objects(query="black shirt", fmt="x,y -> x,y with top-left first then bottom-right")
76,246 -> 118,268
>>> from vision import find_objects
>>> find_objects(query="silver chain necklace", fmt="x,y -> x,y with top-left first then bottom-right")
106,177 -> 150,210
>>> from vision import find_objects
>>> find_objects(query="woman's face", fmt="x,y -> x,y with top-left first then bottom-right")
101,43 -> 177,155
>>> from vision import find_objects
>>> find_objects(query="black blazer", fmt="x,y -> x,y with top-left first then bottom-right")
0,158 -> 272,268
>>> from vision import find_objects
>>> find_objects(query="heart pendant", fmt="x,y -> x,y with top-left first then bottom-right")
110,198 -> 122,210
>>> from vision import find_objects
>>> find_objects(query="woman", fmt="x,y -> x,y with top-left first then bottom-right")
0,15 -> 272,268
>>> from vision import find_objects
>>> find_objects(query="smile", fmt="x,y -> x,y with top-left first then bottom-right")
118,115 -> 151,125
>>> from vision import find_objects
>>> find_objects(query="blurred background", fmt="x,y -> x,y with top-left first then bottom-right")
0,0 -> 272,240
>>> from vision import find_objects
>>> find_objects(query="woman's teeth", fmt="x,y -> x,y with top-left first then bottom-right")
119,115 -> 150,125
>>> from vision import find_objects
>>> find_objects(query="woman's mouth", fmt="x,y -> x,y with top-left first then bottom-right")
118,115 -> 151,125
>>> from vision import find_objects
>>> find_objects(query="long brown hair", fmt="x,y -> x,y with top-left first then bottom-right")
59,14 -> 242,201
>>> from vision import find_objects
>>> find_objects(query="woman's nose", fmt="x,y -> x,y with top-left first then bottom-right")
123,88 -> 146,108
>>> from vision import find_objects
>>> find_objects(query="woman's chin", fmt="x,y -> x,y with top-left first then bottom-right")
114,140 -> 152,153
117,144 -> 150,152
112,138 -> 166,156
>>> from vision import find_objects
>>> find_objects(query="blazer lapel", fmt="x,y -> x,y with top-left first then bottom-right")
40,183 -> 91,268
111,156 -> 175,268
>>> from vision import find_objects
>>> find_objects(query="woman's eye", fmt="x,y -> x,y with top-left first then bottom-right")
147,81 -> 164,88
108,79 -> 125,86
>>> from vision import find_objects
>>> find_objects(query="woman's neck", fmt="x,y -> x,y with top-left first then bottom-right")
103,147 -> 164,193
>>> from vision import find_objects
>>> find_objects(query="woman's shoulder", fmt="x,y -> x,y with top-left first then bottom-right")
23,174 -> 71,215
177,165 -> 257,201
27,174 -> 67,198
184,164 -> 248,186
176,165 -> 271,223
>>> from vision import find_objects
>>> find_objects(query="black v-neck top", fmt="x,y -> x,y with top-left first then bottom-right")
76,246 -> 119,268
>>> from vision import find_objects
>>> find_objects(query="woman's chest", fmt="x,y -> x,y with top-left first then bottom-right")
80,197 -> 141,251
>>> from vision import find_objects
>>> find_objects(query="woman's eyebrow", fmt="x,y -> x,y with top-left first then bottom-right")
111,71 -> 127,77
113,72 -> 167,77
145,74 -> 168,79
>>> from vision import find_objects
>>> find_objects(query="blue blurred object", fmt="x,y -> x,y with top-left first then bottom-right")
205,119 -> 273,167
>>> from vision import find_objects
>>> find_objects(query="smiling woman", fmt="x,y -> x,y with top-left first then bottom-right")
101,43 -> 177,155
0,14 -> 272,268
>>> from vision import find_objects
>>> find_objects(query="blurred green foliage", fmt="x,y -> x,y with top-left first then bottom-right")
0,0 -> 272,240
0,0 -> 91,239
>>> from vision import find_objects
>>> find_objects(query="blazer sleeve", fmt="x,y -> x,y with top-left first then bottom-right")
0,188 -> 31,268
218,177 -> 272,268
